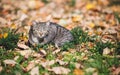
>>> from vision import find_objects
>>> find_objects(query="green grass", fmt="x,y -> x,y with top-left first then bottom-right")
0,48 -> 15,61
0,27 -> 120,75
0,32 -> 20,50
61,27 -> 90,50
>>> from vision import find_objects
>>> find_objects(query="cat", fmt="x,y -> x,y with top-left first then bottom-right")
28,21 -> 73,47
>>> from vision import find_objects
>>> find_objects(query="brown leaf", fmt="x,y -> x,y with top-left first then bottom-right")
30,66 -> 39,75
25,61 -> 35,72
56,59 -> 68,65
17,50 -> 33,56
39,49 -> 47,56
0,66 -> 3,72
3,59 -> 16,66
103,47 -> 110,55
50,66 -> 71,74
111,66 -> 120,75
17,43 -> 29,50
41,60 -> 55,68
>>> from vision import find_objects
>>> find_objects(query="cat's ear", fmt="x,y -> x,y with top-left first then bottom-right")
46,21 -> 50,26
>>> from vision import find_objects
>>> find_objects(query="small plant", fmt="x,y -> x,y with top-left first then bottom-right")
69,0 -> 76,7
93,41 -> 115,55
114,12 -> 120,23
61,42 -> 74,51
61,27 -> 90,50
71,27 -> 90,45
0,64 -> 29,75
0,48 -> 15,61
116,42 -> 120,54
41,0 -> 49,4
0,32 -> 20,50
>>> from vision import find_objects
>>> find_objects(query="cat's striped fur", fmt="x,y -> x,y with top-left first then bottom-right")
28,21 -> 73,47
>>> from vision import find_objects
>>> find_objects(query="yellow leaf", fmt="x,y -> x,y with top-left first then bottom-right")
111,20 -> 116,26
73,68 -> 84,75
3,33 -> 8,38
86,3 -> 95,10
11,23 -> 16,29
89,22 -> 95,28
72,15 -> 81,22
20,35 -> 28,42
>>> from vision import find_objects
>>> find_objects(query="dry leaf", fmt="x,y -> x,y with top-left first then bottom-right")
75,63 -> 81,69
25,61 -> 36,72
3,59 -> 16,65
56,59 -> 68,65
30,66 -> 39,75
50,66 -> 71,74
52,48 -> 61,54
17,43 -> 29,50
86,3 -> 96,10
14,56 -> 19,61
0,34 -> 3,39
85,67 -> 96,73
111,66 -> 120,75
11,23 -> 17,29
73,68 -> 84,75
28,0 -> 44,9
89,22 -> 95,28
0,66 -> 3,72
3,33 -> 8,38
19,13 -> 28,21
39,49 -> 47,56
32,52 -> 41,58
103,47 -> 110,55
17,50 -> 34,59
72,15 -> 81,22
41,60 -> 55,68
58,19 -> 68,26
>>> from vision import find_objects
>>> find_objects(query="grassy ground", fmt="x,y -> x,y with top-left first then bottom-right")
0,0 -> 120,75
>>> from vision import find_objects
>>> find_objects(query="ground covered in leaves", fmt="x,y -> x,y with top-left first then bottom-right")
0,0 -> 120,75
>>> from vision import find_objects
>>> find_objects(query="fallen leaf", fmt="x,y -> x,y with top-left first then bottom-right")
86,3 -> 96,10
17,50 -> 33,56
3,33 -> 8,38
50,66 -> 71,74
0,34 -> 3,39
73,68 -> 84,75
39,49 -> 47,56
25,61 -> 35,72
58,19 -> 68,26
28,0 -> 44,9
17,43 -> 29,50
56,59 -> 68,65
41,60 -> 55,68
0,66 -> 3,72
11,23 -> 17,29
72,15 -> 81,22
89,22 -> 95,28
111,66 -> 120,75
103,47 -> 110,55
14,56 -> 19,61
85,67 -> 96,73
19,13 -> 28,21
19,35 -> 28,42
3,59 -> 16,65
30,66 -> 39,75
52,48 -> 61,54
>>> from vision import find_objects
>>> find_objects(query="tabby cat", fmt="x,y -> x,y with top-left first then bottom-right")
28,21 -> 73,47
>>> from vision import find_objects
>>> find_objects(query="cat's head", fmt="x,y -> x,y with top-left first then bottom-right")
31,21 -> 50,38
